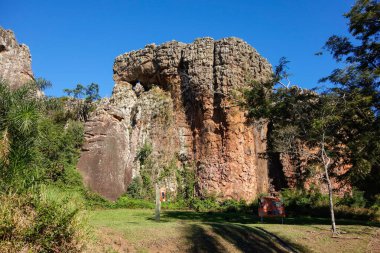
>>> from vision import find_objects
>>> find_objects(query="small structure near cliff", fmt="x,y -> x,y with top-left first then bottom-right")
78,37 -> 273,201
0,27 -> 34,88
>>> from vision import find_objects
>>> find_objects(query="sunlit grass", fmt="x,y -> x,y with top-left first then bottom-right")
88,209 -> 379,252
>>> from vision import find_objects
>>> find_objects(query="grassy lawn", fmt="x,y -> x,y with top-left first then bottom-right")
87,209 -> 379,253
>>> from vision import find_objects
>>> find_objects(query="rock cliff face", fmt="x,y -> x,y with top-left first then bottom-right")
0,27 -> 34,88
78,37 -> 273,201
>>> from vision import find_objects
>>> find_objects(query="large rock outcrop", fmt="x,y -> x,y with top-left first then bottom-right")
0,27 -> 34,88
78,37 -> 273,201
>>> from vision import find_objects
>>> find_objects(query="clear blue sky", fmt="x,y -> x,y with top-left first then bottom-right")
1,0 -> 355,97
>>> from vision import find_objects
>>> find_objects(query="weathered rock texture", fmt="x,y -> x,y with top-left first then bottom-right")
78,37 -> 273,201
0,27 -> 34,88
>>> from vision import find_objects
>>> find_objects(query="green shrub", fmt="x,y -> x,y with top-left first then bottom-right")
280,187 -> 330,216
190,197 -> 221,212
59,165 -> 85,189
370,194 -> 380,210
335,206 -> 380,222
0,81 -> 93,251
161,199 -> 189,210
82,190 -> 113,209
126,177 -> 144,199
338,189 -> 367,208
185,197 -> 255,213
82,191 -> 156,210
280,188 -> 379,221
136,142 -> 152,165
220,199 -> 248,213
0,190 -> 88,252
114,196 -> 154,209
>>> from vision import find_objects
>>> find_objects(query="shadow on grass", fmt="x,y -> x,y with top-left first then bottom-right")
162,210 -> 380,227
208,222 -> 297,253
185,224 -> 228,253
183,222 -> 306,253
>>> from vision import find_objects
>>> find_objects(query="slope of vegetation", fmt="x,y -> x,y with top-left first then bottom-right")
0,80 -> 96,252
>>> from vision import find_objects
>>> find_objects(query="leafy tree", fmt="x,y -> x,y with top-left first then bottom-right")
84,83 -> 101,102
242,0 -> 379,233
243,58 -> 345,233
64,83 -> 100,121
321,0 -> 380,199
64,83 -> 100,101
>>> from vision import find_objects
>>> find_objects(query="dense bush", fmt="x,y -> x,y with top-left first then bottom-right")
161,199 -> 189,210
220,199 -> 250,213
335,206 -> 380,221
187,196 -> 253,213
190,197 -> 221,212
113,196 -> 155,209
0,190 -> 88,252
0,80 -> 91,251
281,187 -> 330,215
81,190 -> 113,209
0,81 -> 86,192
83,192 -> 155,210
338,189 -> 367,208
126,177 -> 144,199
280,188 -> 380,221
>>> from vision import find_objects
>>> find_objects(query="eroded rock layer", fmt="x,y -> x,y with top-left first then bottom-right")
78,37 -> 272,201
0,27 -> 34,88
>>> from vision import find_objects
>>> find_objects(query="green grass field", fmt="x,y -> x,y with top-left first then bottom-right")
86,209 -> 380,253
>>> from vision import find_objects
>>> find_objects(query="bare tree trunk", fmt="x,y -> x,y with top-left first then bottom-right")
155,183 -> 161,221
321,140 -> 337,235
324,161 -> 337,234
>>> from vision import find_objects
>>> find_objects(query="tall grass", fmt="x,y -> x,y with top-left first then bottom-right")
0,188 -> 88,252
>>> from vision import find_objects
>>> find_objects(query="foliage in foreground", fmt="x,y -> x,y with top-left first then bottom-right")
0,80 -> 94,252
0,190 -> 88,252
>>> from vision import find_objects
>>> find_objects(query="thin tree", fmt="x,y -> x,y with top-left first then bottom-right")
321,0 -> 380,200
241,58 -> 347,234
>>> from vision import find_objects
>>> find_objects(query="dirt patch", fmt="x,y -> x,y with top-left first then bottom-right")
367,228 -> 380,253
86,227 -> 135,253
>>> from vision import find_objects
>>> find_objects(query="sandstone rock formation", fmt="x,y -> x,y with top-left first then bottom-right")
78,37 -> 273,201
0,27 -> 34,88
